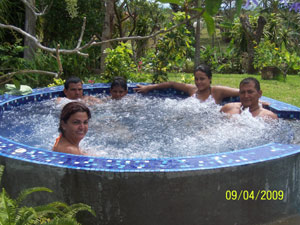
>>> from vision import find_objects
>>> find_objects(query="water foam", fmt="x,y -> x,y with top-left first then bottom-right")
0,95 -> 294,158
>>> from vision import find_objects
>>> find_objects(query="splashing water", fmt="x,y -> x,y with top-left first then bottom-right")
0,95 -> 295,158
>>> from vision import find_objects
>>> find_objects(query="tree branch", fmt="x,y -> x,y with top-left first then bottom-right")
91,14 -> 198,47
21,0 -> 48,17
1,70 -> 58,79
0,9 -> 199,83
1,12 -> 198,55
56,44 -> 63,76
76,17 -> 86,49
0,23 -> 88,57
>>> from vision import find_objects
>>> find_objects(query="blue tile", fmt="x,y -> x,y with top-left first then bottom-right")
1,84 -> 300,172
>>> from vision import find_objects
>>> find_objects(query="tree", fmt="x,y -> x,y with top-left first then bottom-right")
239,14 -> 266,74
24,0 -> 37,60
157,0 -> 242,68
0,0 -> 243,87
100,0 -> 115,74
194,0 -> 203,68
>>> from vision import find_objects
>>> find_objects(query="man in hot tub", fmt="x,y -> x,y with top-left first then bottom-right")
57,77 -> 102,106
221,77 -> 278,119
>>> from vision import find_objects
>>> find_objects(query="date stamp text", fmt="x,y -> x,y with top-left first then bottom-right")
225,190 -> 284,201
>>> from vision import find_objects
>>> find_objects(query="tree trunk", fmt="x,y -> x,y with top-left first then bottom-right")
240,15 -> 266,74
100,0 -> 115,74
194,0 -> 202,69
24,0 -> 37,60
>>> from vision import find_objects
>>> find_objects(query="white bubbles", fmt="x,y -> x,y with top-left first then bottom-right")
0,95 -> 295,159
83,95 -> 293,158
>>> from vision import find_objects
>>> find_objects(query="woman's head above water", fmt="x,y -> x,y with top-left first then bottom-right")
133,63 -> 239,104
194,64 -> 212,92
194,64 -> 212,80
53,102 -> 91,155
59,102 -> 91,136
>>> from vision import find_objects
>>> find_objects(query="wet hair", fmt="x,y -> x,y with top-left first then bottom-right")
194,64 -> 212,79
64,77 -> 83,90
110,76 -> 127,90
59,102 -> 91,135
239,77 -> 261,91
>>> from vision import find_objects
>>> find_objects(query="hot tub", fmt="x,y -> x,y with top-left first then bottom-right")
0,83 -> 300,225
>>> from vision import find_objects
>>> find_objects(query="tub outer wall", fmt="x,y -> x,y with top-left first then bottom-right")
1,85 -> 300,225
1,153 -> 300,225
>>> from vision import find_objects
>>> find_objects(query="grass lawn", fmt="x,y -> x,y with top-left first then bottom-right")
1,72 -> 299,107
167,73 -> 300,107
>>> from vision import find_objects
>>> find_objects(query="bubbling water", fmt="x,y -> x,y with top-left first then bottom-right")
0,94 -> 295,158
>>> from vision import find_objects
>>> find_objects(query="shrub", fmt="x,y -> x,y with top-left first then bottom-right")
103,43 -> 139,82
0,165 -> 95,224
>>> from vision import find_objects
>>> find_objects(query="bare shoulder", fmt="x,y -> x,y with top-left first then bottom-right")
56,97 -> 63,104
65,146 -> 82,155
83,95 -> 103,104
56,145 -> 82,155
221,102 -> 241,114
222,102 -> 241,109
53,140 -> 82,155
260,108 -> 278,120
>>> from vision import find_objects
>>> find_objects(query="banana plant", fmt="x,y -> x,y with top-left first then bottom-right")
157,0 -> 243,35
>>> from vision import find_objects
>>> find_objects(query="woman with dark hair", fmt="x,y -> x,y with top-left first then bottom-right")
134,64 -> 239,104
53,102 -> 91,155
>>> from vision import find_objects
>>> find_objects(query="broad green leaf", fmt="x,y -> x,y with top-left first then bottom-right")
234,0 -> 243,18
13,79 -> 21,90
202,11 -> 215,36
193,7 -> 204,14
205,0 -> 222,16
219,21 -> 233,29
17,187 -> 52,205
281,42 -> 286,51
285,51 -> 290,61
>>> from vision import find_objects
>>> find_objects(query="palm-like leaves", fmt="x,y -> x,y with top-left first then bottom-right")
0,165 -> 95,225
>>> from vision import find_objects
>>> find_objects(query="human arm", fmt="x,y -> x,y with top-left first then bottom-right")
53,144 -> 83,155
260,109 -> 278,120
220,102 -> 241,115
212,86 -> 239,104
83,95 -> 103,104
134,82 -> 196,96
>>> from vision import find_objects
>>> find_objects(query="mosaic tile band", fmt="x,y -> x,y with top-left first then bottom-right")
0,83 -> 300,172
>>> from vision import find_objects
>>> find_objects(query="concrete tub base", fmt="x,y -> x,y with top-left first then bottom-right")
1,153 -> 300,225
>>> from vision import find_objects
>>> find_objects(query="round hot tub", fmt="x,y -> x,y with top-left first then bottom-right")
0,83 -> 300,225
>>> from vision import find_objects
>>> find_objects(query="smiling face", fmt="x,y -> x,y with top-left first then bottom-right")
239,81 -> 262,108
110,86 -> 128,100
194,71 -> 211,91
64,82 -> 83,100
61,112 -> 89,141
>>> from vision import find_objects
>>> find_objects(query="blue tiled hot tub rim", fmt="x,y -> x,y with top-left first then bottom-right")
0,83 -> 300,172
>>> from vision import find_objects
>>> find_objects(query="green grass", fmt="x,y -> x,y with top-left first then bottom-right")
1,72 -> 299,107
167,73 -> 300,107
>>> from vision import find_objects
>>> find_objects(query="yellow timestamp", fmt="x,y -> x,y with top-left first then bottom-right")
225,190 -> 284,201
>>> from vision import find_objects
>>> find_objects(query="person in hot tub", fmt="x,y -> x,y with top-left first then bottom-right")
53,101 -> 91,155
101,76 -> 129,101
110,76 -> 128,100
221,77 -> 278,119
57,77 -> 102,106
134,64 -> 239,104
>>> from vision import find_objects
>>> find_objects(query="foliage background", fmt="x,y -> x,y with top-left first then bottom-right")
0,0 -> 300,106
